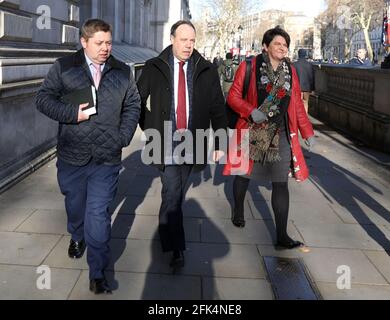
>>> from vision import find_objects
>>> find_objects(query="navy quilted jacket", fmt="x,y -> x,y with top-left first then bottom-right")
36,49 -> 141,166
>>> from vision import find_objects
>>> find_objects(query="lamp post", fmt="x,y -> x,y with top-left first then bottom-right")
238,24 -> 243,61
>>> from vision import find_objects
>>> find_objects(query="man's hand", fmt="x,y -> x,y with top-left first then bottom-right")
77,103 -> 90,122
213,150 -> 225,162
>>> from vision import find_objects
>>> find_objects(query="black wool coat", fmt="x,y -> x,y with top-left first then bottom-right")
36,49 -> 141,166
137,46 -> 227,171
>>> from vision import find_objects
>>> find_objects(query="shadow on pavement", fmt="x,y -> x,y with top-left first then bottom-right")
141,196 -> 229,299
108,150 -> 158,290
307,151 -> 390,255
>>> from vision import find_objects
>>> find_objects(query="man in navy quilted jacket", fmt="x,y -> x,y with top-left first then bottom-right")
36,19 -> 141,294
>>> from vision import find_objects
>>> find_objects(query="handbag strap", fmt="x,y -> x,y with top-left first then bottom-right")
242,57 -> 252,99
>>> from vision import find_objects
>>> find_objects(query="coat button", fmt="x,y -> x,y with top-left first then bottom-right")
162,111 -> 166,115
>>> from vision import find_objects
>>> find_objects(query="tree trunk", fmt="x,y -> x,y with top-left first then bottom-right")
358,13 -> 373,62
362,27 -> 373,61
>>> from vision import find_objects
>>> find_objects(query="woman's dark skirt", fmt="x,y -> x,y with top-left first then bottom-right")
244,127 -> 291,183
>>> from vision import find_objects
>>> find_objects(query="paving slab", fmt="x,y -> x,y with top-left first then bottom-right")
0,265 -> 80,300
297,247 -> 388,285
294,222 -> 390,251
109,239 -> 173,274
248,200 -> 343,224
5,175 -> 60,195
201,218 -> 303,245
217,181 -> 273,201
117,176 -> 161,197
0,190 -> 64,211
363,250 -> 390,284
329,201 -> 390,226
0,123 -> 389,300
0,232 -> 61,265
179,242 -> 266,279
111,214 -> 201,242
69,270 -> 201,300
316,282 -> 390,300
186,184 -> 221,199
327,188 -> 390,210
202,277 -> 273,300
15,209 -> 67,235
0,207 -> 35,231
109,195 -> 161,215
183,197 -> 252,220
44,236 -> 173,274
43,236 -> 88,270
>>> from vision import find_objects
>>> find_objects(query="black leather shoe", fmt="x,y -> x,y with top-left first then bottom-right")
89,278 -> 112,294
276,240 -> 304,249
170,250 -> 185,268
231,209 -> 245,228
68,239 -> 86,259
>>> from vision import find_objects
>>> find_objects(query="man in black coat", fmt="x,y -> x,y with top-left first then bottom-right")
36,19 -> 141,294
293,49 -> 315,113
349,48 -> 372,66
137,20 -> 227,268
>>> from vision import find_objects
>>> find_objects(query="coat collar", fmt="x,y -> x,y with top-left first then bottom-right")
73,49 -> 123,71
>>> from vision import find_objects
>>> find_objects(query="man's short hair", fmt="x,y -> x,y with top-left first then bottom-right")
262,26 -> 291,48
298,49 -> 307,58
226,52 -> 233,59
80,19 -> 112,39
170,20 -> 196,37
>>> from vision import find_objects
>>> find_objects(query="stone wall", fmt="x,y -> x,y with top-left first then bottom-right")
309,64 -> 390,153
0,0 -> 79,191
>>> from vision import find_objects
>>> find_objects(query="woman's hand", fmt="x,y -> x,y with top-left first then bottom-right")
304,136 -> 316,152
250,109 -> 267,124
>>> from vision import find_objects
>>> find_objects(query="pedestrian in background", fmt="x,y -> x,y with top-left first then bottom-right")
218,52 -> 239,98
36,19 -> 141,294
223,27 -> 315,249
349,48 -> 372,66
213,52 -> 223,68
293,49 -> 314,114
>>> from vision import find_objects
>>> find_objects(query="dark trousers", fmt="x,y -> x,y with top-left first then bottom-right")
158,164 -> 193,252
56,159 -> 121,279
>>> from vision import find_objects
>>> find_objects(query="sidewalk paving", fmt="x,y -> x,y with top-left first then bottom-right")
0,116 -> 390,300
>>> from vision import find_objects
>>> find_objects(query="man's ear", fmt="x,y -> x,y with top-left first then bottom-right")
80,37 -> 88,49
170,35 -> 174,45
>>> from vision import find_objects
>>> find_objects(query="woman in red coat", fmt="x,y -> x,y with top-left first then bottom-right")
223,27 -> 315,249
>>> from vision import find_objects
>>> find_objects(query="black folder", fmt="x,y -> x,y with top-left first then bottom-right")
61,86 -> 97,115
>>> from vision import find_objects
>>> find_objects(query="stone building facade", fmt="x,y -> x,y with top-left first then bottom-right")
0,0 -> 191,191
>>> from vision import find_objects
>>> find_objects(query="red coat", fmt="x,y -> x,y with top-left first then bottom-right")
222,56 -> 314,182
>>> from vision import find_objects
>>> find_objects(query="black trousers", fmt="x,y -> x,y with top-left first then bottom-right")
158,164 -> 193,252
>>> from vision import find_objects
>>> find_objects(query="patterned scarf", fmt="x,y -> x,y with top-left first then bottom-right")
248,52 -> 292,163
